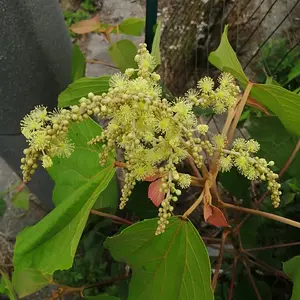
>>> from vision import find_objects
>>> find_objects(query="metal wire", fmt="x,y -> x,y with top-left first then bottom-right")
222,0 -> 253,23
244,0 -> 300,69
238,0 -> 280,55
273,43 -> 300,73
272,0 -> 300,73
242,0 -> 267,34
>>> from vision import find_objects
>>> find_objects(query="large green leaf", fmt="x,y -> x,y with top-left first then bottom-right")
151,21 -> 161,67
11,186 -> 29,210
58,76 -> 110,108
105,217 -> 213,300
13,119 -> 116,297
12,268 -> 52,298
0,270 -> 17,300
250,84 -> 300,136
119,18 -> 145,36
109,40 -> 137,73
283,255 -> 300,300
93,175 -> 118,210
49,118 -> 117,209
71,44 -> 86,82
286,61 -> 300,85
84,295 -> 120,300
208,25 -> 248,86
247,116 -> 300,180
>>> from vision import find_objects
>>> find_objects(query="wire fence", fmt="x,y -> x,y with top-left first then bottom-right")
158,0 -> 300,134
204,0 -> 300,81
159,0 -> 300,91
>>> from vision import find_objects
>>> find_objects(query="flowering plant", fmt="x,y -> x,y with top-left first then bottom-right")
2,26 -> 300,300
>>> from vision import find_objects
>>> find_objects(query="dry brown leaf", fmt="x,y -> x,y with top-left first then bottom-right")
70,15 -> 101,34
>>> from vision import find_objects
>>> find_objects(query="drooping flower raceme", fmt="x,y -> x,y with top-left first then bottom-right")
20,43 -> 281,234
218,138 -> 281,207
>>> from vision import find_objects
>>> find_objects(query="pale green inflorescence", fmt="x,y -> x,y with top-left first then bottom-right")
20,43 -> 281,233
218,138 -> 281,207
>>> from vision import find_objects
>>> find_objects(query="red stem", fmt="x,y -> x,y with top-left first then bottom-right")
242,259 -> 262,300
90,210 -> 133,225
246,252 -> 289,279
211,230 -> 229,291
246,241 -> 300,252
228,256 -> 239,300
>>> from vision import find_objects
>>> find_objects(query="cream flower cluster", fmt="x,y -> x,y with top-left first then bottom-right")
20,106 -> 74,182
218,138 -> 281,208
20,43 -> 281,234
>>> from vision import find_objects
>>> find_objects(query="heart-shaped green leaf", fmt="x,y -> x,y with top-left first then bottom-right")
109,40 -> 138,72
105,217 -> 213,300
119,18 -> 145,36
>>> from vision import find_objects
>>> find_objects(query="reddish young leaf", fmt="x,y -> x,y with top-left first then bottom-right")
148,179 -> 164,207
70,16 -> 101,34
203,202 -> 213,221
204,203 -> 230,227
246,97 -> 270,116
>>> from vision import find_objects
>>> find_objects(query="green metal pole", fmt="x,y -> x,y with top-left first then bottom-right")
145,0 -> 158,52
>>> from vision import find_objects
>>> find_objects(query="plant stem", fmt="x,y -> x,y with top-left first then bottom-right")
233,190 -> 269,232
182,190 -> 204,219
279,138 -> 300,177
51,274 -> 129,299
245,241 -> 300,252
221,202 -> 300,229
187,154 -> 202,178
86,59 -> 118,69
114,161 -> 128,168
222,107 -> 237,137
211,230 -> 229,291
242,259 -> 262,300
228,256 -> 239,300
190,176 -> 206,187
202,237 -> 223,243
90,210 -> 133,225
83,274 -> 129,290
246,251 -> 289,279
211,107 -> 236,175
227,82 -> 253,144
